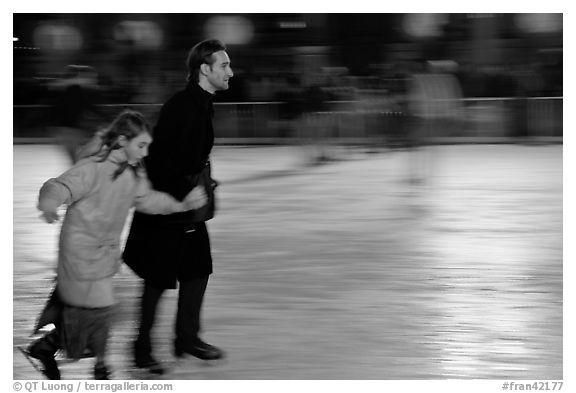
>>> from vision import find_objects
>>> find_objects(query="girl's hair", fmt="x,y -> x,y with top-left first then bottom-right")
79,109 -> 150,179
85,109 -> 151,162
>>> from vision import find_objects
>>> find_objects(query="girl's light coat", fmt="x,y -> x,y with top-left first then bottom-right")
38,149 -> 188,308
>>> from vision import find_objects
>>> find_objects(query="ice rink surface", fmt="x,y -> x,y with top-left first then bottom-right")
13,143 -> 562,380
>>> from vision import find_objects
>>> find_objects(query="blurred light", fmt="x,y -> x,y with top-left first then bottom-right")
13,37 -> 19,42
204,16 -> 254,45
33,23 -> 83,51
428,60 -> 459,73
114,20 -> 163,49
279,21 -> 307,29
402,13 -> 448,38
515,13 -> 562,34
466,13 -> 495,19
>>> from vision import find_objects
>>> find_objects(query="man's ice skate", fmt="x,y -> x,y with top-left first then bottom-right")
134,353 -> 165,375
174,340 -> 225,362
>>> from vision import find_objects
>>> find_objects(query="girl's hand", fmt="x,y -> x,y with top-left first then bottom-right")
183,186 -> 207,210
41,210 -> 60,223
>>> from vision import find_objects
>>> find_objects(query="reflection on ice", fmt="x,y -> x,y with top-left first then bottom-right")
13,144 -> 562,379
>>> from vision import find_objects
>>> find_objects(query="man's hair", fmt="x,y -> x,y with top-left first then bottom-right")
186,39 -> 227,82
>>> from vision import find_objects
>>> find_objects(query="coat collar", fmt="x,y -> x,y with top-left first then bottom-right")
185,82 -> 215,111
107,148 -> 129,164
105,149 -> 142,178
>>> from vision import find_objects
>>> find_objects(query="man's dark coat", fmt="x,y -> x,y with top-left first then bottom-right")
123,82 -> 215,289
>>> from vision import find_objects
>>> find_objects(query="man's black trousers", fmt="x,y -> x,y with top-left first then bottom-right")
134,276 -> 209,357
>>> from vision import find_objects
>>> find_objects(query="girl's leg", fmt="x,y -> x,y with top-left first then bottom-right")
88,309 -> 112,379
93,361 -> 111,380
94,356 -> 110,380
27,329 -> 61,379
95,355 -> 107,367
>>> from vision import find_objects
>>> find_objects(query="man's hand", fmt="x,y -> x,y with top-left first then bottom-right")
183,186 -> 207,210
41,210 -> 60,223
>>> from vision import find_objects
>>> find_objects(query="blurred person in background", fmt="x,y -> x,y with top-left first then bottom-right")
274,71 -> 303,139
48,65 -> 105,164
407,58 -> 463,184
123,39 -> 233,375
23,110 -> 207,380
298,66 -> 335,164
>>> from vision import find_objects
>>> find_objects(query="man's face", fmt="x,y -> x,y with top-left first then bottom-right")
204,50 -> 234,92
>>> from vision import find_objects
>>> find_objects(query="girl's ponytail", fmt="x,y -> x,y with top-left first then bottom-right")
79,109 -> 151,163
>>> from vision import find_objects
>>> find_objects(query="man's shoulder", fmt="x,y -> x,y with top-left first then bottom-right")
164,88 -> 193,106
160,87 -> 201,113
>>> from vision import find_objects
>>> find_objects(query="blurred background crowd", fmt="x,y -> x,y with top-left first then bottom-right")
13,13 -> 563,144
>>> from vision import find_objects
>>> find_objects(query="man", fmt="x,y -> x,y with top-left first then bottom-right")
123,39 -> 233,374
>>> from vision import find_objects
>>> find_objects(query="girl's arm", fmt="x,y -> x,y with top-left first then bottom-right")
38,161 -> 97,223
133,172 -> 207,215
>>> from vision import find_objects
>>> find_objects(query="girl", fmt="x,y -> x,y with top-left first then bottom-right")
24,110 -> 207,380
